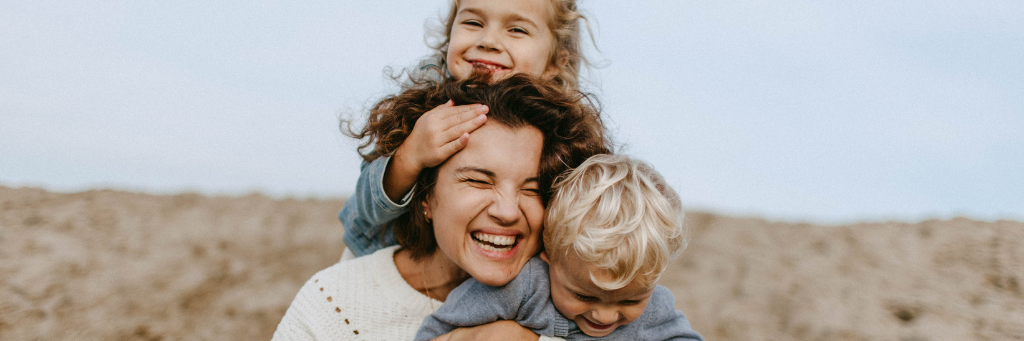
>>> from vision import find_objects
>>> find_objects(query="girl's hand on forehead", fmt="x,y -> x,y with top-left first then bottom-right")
399,100 -> 489,170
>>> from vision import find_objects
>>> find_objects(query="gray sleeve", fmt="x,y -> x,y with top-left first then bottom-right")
413,277 -> 526,341
638,286 -> 704,341
414,259 -> 552,341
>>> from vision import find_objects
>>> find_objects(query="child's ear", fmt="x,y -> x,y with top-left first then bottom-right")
542,50 -> 569,79
539,251 -> 551,264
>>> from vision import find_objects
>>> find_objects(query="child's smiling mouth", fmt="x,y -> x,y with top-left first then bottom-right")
581,317 -> 616,333
469,60 -> 510,72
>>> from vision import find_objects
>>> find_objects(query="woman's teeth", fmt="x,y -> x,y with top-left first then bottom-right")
472,232 -> 516,251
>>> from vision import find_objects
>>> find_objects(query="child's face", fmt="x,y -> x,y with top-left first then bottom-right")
446,0 -> 559,82
543,250 -> 655,337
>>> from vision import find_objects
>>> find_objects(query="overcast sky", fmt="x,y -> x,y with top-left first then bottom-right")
2,1 -> 1022,223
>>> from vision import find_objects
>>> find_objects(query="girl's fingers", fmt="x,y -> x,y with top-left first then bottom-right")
439,132 -> 471,157
440,113 -> 487,143
439,103 -> 487,123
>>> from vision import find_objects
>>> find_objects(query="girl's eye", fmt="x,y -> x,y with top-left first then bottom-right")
509,27 -> 528,34
462,20 -> 483,27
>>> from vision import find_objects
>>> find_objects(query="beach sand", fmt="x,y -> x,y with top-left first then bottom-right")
2,186 -> 1022,340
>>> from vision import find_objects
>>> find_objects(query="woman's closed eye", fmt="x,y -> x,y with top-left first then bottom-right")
463,178 -> 491,186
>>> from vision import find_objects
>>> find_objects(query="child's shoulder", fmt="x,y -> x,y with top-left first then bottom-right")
634,285 -> 704,340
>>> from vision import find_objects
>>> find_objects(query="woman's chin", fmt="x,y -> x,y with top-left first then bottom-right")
462,240 -> 529,286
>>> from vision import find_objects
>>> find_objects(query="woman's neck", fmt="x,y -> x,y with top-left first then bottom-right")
393,248 -> 468,302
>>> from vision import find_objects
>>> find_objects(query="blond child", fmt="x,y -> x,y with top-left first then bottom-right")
414,154 -> 704,340
340,0 -> 596,259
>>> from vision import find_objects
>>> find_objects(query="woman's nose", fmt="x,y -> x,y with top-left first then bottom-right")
486,191 -> 521,225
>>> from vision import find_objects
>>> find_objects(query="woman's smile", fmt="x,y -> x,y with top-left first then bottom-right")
425,121 -> 545,287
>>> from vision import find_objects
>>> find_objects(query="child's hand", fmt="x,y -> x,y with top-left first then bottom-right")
400,100 -> 489,170
383,100 -> 488,202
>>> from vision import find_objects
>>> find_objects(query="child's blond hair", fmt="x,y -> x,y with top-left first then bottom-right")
424,0 -> 592,90
543,154 -> 687,290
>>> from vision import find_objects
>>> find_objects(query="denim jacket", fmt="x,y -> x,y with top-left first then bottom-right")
338,156 -> 410,256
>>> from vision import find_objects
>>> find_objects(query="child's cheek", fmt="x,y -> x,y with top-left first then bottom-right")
549,287 -> 583,318
620,302 -> 650,324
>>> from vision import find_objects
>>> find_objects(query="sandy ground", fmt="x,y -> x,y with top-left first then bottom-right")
1,186 -> 1022,340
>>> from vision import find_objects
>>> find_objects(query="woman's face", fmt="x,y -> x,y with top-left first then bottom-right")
424,121 -> 545,287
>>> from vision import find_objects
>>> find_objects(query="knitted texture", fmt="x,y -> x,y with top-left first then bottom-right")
272,246 -> 442,340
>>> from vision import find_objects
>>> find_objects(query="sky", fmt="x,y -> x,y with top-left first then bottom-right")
2,1 -> 1022,224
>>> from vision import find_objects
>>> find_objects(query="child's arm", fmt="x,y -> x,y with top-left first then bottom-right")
414,278 -> 524,341
637,286 -> 705,341
383,100 -> 488,200
339,157 -> 406,257
340,101 -> 488,257
414,258 -> 553,341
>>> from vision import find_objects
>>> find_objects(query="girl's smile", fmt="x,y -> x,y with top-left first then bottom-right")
446,0 -> 560,81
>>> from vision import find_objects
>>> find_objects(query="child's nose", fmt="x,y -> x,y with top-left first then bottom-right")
590,308 -> 619,325
475,28 -> 502,51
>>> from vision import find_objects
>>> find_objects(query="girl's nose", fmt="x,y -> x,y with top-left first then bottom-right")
486,191 -> 521,225
475,27 -> 501,51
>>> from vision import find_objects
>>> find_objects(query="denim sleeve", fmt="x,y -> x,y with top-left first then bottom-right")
414,258 -> 555,341
637,286 -> 705,341
338,156 -> 413,257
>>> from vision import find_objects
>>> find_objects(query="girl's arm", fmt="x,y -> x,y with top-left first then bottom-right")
340,102 -> 488,257
339,157 -> 410,257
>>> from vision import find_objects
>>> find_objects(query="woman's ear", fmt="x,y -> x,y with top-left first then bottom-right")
421,200 -> 432,222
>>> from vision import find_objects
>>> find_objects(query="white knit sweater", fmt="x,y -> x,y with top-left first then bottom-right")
273,246 -> 441,340
273,246 -> 562,341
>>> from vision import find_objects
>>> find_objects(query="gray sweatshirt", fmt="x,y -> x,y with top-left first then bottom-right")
414,257 -> 704,341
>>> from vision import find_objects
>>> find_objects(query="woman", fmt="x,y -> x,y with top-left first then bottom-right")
273,74 -> 609,340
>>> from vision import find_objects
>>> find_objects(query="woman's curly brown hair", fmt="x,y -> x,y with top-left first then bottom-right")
346,72 -> 610,259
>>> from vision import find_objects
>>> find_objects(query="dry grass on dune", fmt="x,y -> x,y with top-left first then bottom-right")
664,213 -> 1024,341
1,187 -> 346,340
2,186 -> 1023,340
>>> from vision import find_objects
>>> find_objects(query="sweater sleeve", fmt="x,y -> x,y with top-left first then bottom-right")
637,286 -> 705,341
338,156 -> 410,257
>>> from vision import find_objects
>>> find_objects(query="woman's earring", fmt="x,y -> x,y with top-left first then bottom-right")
424,210 -> 431,223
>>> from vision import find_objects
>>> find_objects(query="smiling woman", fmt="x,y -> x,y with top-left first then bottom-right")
272,74 -> 609,340
425,122 -> 546,286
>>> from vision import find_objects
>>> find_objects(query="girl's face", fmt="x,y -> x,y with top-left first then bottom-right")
446,0 -> 559,81
424,121 -> 546,287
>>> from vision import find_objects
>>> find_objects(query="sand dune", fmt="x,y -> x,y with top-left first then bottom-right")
1,186 -> 1021,340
